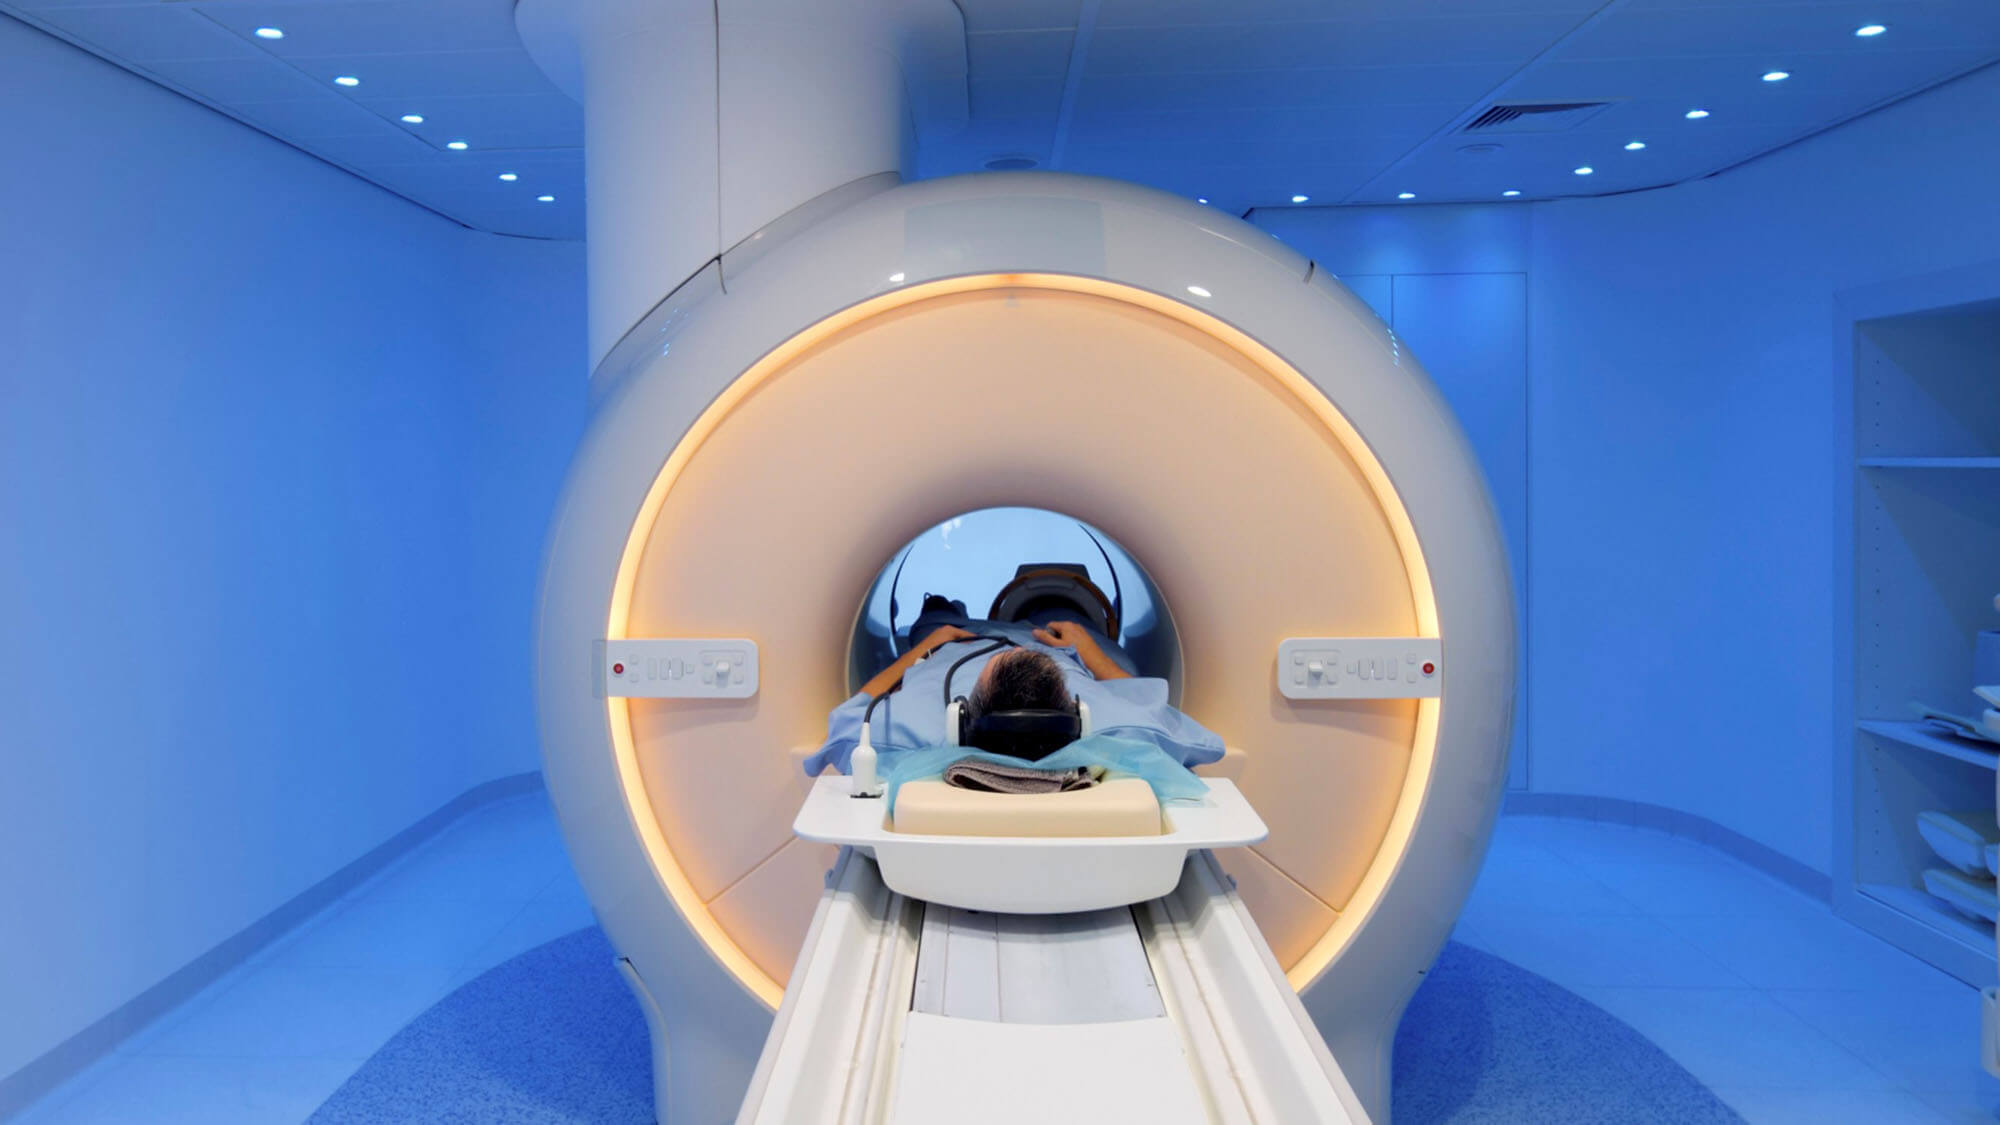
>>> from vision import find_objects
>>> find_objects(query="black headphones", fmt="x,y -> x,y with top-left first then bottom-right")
951,698 -> 1085,762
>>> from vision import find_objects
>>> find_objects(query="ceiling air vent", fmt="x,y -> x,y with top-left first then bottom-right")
1462,101 -> 1611,134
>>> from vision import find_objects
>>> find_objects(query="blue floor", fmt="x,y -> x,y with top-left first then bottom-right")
12,795 -> 1994,1124
308,929 -> 653,1125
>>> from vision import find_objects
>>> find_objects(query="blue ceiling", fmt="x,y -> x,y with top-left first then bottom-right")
5,0 -> 1996,238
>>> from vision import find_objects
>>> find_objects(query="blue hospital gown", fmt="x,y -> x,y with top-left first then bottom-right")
802,620 -> 1223,776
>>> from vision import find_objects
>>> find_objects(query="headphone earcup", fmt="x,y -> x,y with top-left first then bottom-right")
952,696 -> 970,747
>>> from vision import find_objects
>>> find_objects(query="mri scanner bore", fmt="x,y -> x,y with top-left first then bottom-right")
849,506 -> 1180,694
535,173 -> 1516,1124
819,507 -> 1220,798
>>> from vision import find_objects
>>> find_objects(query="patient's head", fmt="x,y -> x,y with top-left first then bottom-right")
969,648 -> 1072,718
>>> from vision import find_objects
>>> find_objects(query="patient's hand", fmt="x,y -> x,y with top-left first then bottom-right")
1034,621 -> 1131,680
917,624 -> 974,654
1033,621 -> 1096,655
1040,616 -> 1104,652
861,625 -> 975,698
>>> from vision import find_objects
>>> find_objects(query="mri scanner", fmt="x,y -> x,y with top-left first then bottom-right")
520,2 -> 1515,1122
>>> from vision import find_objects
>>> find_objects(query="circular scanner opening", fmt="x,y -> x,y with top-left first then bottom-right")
848,507 -> 1183,700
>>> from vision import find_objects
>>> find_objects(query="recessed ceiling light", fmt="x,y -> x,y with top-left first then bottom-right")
537,195 -> 555,203
1685,108 -> 1711,119
1397,192 -> 1416,200
1855,23 -> 1887,37
1573,166 -> 1595,176
400,114 -> 424,124
333,75 -> 360,87
1762,70 -> 1791,82
498,173 -> 518,182
1625,140 -> 1647,151
1502,190 -> 1522,197
1187,285 -> 1212,298
253,27 -> 284,39
1290,194 -> 1309,203
447,141 -> 469,150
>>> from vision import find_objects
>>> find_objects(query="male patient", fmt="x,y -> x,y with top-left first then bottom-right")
802,604 -> 1224,777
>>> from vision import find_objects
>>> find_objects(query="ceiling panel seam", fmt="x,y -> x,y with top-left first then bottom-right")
1046,0 -> 1099,170
0,6 -> 481,234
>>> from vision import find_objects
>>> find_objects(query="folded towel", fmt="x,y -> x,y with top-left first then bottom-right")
943,760 -> 1101,795
1912,702 -> 2000,745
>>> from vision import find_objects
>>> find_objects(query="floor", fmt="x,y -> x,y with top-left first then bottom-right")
11,795 -> 1995,1124
12,796 -> 595,1125
1456,815 -> 1991,1124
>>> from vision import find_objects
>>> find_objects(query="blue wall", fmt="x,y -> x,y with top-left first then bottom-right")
1527,64 -> 2000,874
0,17 -> 585,1085
1254,63 -> 2000,873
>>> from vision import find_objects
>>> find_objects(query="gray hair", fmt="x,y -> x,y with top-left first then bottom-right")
967,648 -> 1071,718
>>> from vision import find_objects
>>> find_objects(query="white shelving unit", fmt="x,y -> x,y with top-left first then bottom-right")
1834,265 -> 2000,988
1857,720 -> 1998,771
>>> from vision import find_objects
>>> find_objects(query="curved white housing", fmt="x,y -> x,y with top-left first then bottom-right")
535,171 -> 1516,1122
515,0 -> 968,366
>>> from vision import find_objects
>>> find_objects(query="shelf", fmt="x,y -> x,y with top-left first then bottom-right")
1860,457 -> 2000,469
1859,719 -> 2000,770
1840,275 -> 2000,991
1860,882 -> 1995,959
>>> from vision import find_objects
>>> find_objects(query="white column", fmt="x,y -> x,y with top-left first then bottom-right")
517,0 -> 966,369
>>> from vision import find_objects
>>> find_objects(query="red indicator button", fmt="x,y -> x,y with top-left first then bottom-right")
1422,662 -> 1436,675
612,662 -> 626,675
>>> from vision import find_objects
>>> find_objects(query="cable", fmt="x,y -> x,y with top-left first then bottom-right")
862,633 -> 1016,731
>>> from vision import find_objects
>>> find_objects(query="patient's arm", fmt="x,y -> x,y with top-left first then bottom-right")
1033,621 -> 1131,681
859,624 -> 973,698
